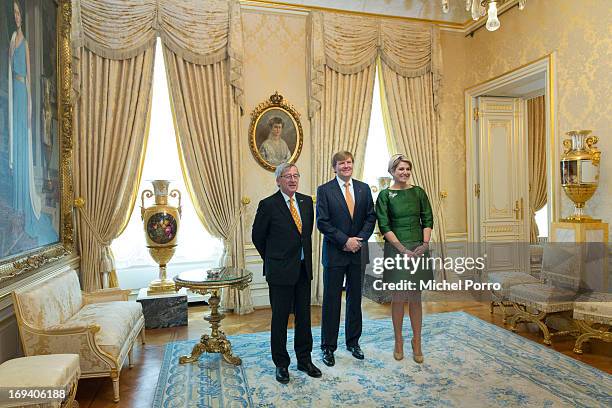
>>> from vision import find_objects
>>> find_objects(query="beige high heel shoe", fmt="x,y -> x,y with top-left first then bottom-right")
393,339 -> 404,361
411,338 -> 424,364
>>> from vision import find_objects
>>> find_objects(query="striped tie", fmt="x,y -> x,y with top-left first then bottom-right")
289,197 -> 302,233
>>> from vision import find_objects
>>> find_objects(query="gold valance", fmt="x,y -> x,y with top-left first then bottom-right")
308,11 -> 442,118
71,0 -> 244,109
315,11 -> 440,77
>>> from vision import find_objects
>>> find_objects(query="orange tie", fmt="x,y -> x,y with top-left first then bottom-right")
289,197 -> 302,233
344,182 -> 354,218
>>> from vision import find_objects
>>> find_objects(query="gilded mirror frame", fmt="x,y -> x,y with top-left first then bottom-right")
0,0 -> 74,287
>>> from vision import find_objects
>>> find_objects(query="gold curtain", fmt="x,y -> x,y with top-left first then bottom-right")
310,65 -> 376,303
74,47 -> 154,291
308,11 -> 443,299
72,0 -> 244,110
379,62 -> 447,277
72,0 -> 245,295
163,47 -> 253,314
528,95 -> 547,243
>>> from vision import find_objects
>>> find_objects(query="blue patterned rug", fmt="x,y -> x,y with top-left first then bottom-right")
153,311 -> 611,407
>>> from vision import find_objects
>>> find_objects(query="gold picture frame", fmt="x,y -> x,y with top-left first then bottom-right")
0,0 -> 74,286
249,92 -> 303,172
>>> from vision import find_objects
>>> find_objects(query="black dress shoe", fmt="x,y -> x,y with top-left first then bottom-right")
347,345 -> 364,360
297,361 -> 322,378
322,349 -> 335,367
275,367 -> 290,384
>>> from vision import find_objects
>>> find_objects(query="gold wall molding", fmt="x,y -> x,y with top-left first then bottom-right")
243,0 -> 524,33
464,53 -> 558,244
240,0 -> 466,28
490,206 -> 510,217
485,104 -> 513,111
486,225 -> 514,233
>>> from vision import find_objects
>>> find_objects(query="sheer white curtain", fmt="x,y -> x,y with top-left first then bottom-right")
112,39 -> 223,289
363,69 -> 391,189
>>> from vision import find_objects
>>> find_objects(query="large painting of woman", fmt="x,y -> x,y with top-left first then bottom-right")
7,0 -> 57,254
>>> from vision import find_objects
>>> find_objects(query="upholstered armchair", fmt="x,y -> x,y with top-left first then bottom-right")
12,267 -> 145,402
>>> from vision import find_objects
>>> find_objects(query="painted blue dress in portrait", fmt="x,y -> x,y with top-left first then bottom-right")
10,37 -> 57,246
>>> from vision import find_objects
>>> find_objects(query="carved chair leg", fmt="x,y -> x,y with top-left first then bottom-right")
534,318 -> 552,345
141,328 -> 146,345
111,372 -> 120,402
508,314 -> 518,331
573,332 -> 591,354
61,380 -> 78,408
500,302 -> 509,324
573,319 -> 612,354
508,304 -> 522,331
128,346 -> 134,368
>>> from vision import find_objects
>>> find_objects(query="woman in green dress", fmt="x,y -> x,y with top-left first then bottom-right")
375,154 -> 433,363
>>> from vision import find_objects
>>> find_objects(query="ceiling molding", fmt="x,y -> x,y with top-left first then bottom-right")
240,0 -> 465,29
241,0 -> 523,33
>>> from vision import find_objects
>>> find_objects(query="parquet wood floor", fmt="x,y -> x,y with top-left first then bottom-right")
75,299 -> 611,408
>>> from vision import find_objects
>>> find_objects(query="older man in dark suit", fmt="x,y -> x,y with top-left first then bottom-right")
252,163 -> 322,384
316,151 -> 376,366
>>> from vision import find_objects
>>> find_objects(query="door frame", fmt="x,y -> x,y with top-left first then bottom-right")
465,53 -> 558,244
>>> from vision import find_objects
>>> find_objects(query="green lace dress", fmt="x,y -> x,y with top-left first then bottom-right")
375,186 -> 434,285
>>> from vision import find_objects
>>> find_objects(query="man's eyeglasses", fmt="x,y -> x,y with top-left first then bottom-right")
281,174 -> 300,180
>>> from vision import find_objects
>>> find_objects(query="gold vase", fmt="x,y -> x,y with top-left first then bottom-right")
560,130 -> 601,223
141,180 -> 182,294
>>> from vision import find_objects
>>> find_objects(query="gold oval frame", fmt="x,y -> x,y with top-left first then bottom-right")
0,0 -> 74,286
249,92 -> 303,172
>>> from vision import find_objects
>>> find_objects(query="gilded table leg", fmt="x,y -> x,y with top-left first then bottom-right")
179,289 -> 242,365
179,341 -> 207,364
218,333 -> 242,365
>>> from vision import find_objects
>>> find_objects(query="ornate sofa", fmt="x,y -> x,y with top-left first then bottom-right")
12,267 -> 145,402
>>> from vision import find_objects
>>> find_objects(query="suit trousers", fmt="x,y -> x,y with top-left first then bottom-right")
268,261 -> 313,368
321,262 -> 364,351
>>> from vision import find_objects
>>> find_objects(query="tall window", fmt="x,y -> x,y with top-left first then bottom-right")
363,68 -> 391,190
535,206 -> 548,239
112,40 -> 223,289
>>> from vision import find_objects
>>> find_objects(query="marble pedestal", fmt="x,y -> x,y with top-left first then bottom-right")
551,221 -> 609,292
137,288 -> 188,329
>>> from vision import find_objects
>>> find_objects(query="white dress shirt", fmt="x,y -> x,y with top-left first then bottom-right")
336,176 -> 355,201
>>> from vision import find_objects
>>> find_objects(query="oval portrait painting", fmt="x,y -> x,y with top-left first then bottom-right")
249,92 -> 303,171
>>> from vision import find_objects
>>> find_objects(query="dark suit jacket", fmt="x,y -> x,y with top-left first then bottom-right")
316,178 -> 376,268
252,190 -> 314,286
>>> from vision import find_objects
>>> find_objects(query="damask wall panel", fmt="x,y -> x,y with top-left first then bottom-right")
439,0 -> 611,231
439,31 -> 468,234
464,0 -> 611,223
240,9 -> 309,307
240,10 -> 310,242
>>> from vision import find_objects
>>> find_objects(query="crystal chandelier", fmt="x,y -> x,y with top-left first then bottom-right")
441,0 -> 527,31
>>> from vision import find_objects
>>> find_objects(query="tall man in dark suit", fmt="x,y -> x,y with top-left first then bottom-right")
252,163 -> 322,384
316,151 -> 376,366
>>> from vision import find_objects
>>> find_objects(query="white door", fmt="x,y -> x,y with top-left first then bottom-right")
476,97 -> 530,273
